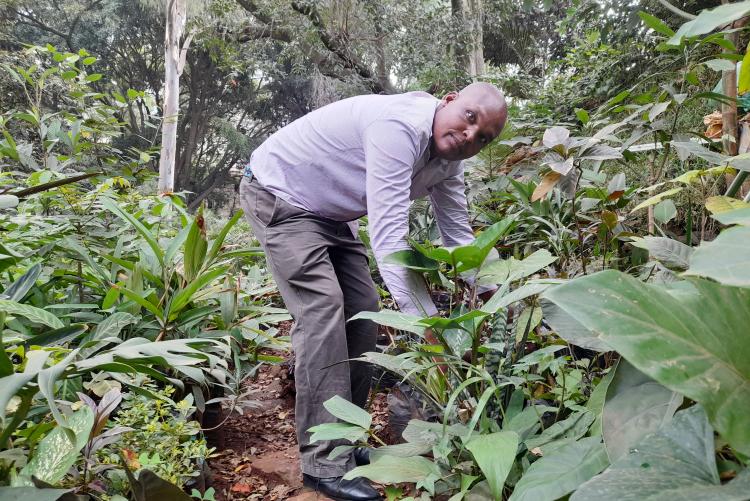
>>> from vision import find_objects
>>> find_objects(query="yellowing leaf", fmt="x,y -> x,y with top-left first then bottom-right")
531,172 -> 562,202
630,187 -> 683,213
705,196 -> 750,214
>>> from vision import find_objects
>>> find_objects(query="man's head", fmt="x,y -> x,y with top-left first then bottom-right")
431,82 -> 507,161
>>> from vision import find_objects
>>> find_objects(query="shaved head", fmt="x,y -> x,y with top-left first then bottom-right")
431,82 -> 508,161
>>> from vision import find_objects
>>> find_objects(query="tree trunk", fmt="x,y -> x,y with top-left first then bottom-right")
158,0 -> 188,195
721,0 -> 738,156
452,0 -> 484,78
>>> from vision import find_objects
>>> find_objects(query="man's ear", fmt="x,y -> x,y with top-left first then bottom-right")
441,91 -> 459,104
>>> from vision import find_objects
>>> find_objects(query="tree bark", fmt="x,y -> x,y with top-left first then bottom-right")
158,0 -> 188,195
452,0 -> 484,78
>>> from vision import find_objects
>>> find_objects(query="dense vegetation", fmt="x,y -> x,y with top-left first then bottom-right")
1,0 -> 750,500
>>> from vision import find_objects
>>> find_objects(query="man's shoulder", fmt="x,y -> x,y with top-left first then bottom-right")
365,91 -> 438,133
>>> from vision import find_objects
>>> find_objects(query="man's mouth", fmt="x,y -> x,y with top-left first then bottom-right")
448,133 -> 463,153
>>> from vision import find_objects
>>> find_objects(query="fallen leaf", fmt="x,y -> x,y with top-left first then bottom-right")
231,482 -> 253,494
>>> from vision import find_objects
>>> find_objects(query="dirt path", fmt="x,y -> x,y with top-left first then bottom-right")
207,326 -> 391,500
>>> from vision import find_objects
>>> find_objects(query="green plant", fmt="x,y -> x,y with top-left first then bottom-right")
100,383 -> 212,491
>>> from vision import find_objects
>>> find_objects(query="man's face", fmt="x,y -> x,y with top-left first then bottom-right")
431,91 -> 506,161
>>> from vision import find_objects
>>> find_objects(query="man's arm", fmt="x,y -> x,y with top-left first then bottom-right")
363,118 -> 438,317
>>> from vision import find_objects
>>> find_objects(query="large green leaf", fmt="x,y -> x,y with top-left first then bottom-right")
324,395 -> 372,429
307,422 -> 368,443
713,207 -> 750,225
629,236 -> 693,271
101,198 -> 164,266
183,205 -> 207,282
541,299 -> 610,352
602,360 -> 682,462
168,266 -> 228,319
0,487 -> 72,501
0,300 -> 63,329
90,312 -> 139,341
638,11 -> 675,37
481,282 -> 552,315
2,263 -> 41,301
343,455 -> 441,487
349,310 -> 426,336
0,351 -> 50,424
128,469 -> 193,501
384,249 -> 439,272
684,226 -> 750,287
544,270 -> 750,455
16,406 -> 94,486
465,432 -> 518,499
572,406 -> 750,500
477,250 -> 557,286
667,1 -> 750,45
524,411 -> 594,453
510,437 -> 608,501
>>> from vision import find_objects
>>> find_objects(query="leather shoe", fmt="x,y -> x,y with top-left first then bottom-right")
353,447 -> 371,466
302,473 -> 381,500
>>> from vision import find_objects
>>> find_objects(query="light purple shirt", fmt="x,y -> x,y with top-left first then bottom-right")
250,91 -> 476,316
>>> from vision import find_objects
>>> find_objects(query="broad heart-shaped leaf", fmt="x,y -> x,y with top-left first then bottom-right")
572,406 -> 750,501
541,299 -> 611,352
544,270 -> 750,456
628,236 -> 693,271
0,300 -> 63,329
128,469 -> 193,501
465,431 -> 518,500
344,455 -> 441,486
713,206 -> 750,225
685,226 -> 750,287
324,395 -> 372,429
16,406 -> 94,486
509,437 -> 608,501
0,487 -> 72,501
349,310 -> 426,336
307,422 -> 368,444
602,360 -> 682,462
667,1 -> 750,46
705,196 -> 750,215
653,199 -> 677,223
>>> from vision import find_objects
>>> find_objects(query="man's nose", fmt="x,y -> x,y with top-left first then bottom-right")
464,128 -> 475,143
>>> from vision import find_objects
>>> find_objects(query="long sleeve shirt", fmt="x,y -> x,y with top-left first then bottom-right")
249,91 -> 476,316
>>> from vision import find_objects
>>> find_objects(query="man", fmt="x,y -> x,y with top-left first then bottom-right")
239,82 -> 507,500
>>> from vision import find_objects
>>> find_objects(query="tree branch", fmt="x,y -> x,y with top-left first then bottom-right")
290,1 -> 393,94
657,0 -> 696,20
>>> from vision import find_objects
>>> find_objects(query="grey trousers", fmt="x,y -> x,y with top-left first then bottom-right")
239,177 -> 379,477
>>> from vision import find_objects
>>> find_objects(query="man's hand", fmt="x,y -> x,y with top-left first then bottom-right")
478,287 -> 496,303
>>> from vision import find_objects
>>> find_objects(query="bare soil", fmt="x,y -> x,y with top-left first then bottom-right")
206,322 -> 392,501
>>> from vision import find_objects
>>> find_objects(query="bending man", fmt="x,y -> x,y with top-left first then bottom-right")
239,82 -> 507,500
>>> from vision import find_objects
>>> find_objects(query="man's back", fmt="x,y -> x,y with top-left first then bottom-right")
251,91 -> 439,221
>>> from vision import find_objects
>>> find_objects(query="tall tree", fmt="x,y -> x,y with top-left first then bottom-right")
158,0 -> 190,195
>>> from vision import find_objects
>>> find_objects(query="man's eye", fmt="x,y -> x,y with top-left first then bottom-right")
466,110 -> 475,121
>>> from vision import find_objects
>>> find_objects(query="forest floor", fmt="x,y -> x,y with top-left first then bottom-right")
206,322 -> 392,500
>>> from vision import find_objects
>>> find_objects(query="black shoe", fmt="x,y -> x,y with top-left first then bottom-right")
302,473 -> 381,501
353,447 -> 370,466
